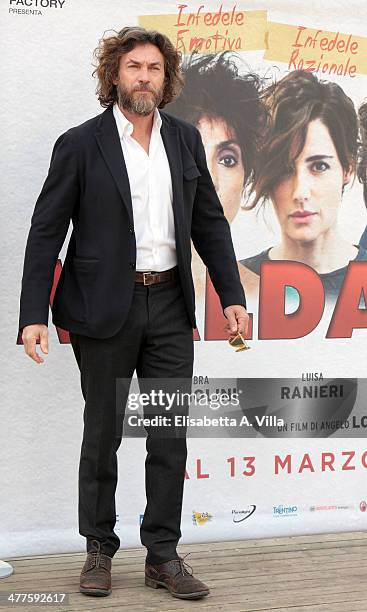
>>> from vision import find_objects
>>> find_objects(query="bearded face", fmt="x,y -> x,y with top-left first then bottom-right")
113,43 -> 166,116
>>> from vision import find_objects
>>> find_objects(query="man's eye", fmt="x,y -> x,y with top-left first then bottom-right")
219,154 -> 237,168
312,161 -> 330,172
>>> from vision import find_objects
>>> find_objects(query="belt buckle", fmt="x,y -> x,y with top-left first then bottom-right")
143,272 -> 153,286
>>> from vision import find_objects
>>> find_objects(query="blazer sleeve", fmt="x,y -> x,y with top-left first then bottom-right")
18,130 -> 79,332
190,128 -> 247,311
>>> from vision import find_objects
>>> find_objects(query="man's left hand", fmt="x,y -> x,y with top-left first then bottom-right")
223,305 -> 249,337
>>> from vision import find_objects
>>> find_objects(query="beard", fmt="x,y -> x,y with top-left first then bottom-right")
116,82 -> 164,116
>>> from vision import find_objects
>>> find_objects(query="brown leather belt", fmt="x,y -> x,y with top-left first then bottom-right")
135,267 -> 178,286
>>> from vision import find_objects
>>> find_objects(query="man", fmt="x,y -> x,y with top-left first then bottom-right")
18,26 -> 248,600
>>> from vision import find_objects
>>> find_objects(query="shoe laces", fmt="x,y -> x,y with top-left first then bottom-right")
89,539 -> 103,569
173,553 -> 194,578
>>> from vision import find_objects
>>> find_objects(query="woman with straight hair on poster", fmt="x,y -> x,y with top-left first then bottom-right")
240,70 -> 367,305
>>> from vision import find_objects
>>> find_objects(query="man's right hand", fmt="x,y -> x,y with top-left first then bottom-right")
22,324 -> 49,364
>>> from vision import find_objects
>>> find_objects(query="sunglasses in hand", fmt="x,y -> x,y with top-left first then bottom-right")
228,332 -> 250,352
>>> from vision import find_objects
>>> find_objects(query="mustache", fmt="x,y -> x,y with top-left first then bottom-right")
133,84 -> 155,93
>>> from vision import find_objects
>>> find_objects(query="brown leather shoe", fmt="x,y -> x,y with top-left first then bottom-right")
145,555 -> 210,600
79,540 -> 112,596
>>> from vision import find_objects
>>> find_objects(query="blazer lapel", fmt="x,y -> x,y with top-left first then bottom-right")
94,107 -> 185,231
94,105 -> 134,225
160,114 -> 185,233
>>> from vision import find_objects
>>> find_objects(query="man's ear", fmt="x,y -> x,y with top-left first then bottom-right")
112,69 -> 119,86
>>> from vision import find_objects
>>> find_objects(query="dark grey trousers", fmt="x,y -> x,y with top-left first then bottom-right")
69,275 -> 194,563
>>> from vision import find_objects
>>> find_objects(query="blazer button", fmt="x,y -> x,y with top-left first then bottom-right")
130,263 -> 136,269
129,227 -> 134,234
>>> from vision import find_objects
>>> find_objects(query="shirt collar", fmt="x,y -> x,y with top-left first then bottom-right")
113,102 -> 162,139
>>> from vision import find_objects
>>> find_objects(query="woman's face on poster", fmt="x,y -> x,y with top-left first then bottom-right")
271,119 -> 351,244
196,115 -> 245,223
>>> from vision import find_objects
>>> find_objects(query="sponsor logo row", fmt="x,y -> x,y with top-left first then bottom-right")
128,501 -> 367,526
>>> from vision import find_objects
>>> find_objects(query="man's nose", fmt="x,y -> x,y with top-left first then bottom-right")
137,67 -> 150,83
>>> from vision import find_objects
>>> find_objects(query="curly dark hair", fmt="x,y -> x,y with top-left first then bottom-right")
92,26 -> 184,108
166,52 -> 266,188
248,70 -> 358,209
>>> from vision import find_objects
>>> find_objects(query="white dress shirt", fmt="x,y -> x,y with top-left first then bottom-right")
113,102 -> 177,272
